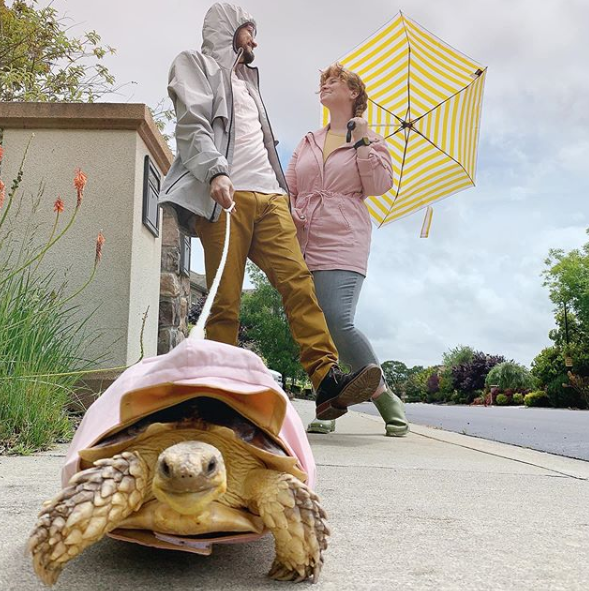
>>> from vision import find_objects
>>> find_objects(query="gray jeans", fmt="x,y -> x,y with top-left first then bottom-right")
311,270 -> 380,372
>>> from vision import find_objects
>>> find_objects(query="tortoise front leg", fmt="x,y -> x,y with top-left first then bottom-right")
244,469 -> 330,583
28,451 -> 148,586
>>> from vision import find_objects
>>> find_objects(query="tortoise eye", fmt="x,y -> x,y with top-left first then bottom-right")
206,459 -> 217,475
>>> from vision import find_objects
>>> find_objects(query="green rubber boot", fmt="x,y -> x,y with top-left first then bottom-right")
372,390 -> 409,437
306,418 -> 336,434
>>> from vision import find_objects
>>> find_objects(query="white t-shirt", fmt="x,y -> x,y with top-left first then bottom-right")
230,73 -> 283,194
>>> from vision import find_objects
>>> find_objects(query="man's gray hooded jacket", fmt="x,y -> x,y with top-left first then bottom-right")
159,3 -> 288,235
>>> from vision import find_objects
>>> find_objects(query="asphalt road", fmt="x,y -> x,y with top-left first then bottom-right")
358,402 -> 589,461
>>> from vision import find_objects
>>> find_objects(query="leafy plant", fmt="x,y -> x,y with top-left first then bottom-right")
524,391 -> 551,408
546,373 -> 586,409
512,393 -> 524,405
485,361 -> 534,391
496,393 -> 509,406
567,371 -> 589,408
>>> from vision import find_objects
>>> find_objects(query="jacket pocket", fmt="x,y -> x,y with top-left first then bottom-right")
337,202 -> 354,233
164,170 -> 190,195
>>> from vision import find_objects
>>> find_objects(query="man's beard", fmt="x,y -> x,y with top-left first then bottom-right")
241,47 -> 255,64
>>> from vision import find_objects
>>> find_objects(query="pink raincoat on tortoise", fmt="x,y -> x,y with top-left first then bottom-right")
62,338 -> 316,553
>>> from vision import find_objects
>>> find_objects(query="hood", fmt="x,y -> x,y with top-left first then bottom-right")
202,3 -> 257,70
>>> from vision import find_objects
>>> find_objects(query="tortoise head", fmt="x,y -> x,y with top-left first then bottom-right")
152,442 -> 227,515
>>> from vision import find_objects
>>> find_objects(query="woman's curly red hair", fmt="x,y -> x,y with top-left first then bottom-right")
320,63 -> 368,117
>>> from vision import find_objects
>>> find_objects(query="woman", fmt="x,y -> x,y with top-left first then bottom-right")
285,63 -> 408,436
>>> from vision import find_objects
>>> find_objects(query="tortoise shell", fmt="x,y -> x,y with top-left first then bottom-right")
61,339 -> 316,554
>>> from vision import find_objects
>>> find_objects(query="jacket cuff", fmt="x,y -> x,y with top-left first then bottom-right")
209,172 -> 230,183
206,164 -> 230,184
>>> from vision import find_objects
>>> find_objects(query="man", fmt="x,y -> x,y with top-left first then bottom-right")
160,3 -> 380,420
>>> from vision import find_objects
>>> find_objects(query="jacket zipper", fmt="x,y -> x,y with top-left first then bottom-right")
208,71 -> 235,222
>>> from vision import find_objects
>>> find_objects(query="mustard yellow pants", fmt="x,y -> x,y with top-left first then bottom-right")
194,191 -> 338,390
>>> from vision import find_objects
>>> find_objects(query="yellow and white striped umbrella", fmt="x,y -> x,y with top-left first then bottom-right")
322,12 -> 487,234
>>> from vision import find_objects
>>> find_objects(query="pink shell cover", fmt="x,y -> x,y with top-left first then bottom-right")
63,338 -> 316,489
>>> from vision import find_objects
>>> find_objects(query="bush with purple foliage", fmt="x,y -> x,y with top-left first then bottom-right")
451,351 -> 505,399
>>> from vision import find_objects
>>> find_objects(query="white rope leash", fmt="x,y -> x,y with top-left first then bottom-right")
190,202 -> 235,340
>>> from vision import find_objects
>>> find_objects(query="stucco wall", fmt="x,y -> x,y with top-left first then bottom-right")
127,134 -> 164,364
0,127 -> 162,367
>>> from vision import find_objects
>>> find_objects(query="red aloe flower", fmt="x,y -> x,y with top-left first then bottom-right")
0,179 -> 5,210
95,231 -> 105,265
74,168 -> 88,207
53,197 -> 65,213
0,145 -> 4,163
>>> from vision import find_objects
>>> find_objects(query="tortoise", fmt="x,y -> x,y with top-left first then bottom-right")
28,339 -> 328,585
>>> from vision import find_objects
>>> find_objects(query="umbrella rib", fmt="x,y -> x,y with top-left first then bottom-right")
400,13 -> 413,122
366,100 -> 405,141
381,128 -> 411,227
410,127 -> 474,185
410,68 -> 486,127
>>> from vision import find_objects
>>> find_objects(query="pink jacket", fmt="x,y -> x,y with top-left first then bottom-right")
286,126 -> 393,276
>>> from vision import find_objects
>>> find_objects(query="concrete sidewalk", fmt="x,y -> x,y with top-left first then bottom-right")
1,400 -> 588,590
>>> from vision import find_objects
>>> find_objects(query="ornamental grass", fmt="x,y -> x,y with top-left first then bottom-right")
0,139 -> 105,454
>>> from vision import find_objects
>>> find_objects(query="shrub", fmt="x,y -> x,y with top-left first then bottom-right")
426,372 -> 440,394
437,367 -> 455,401
404,366 -> 437,402
496,393 -> 509,406
452,389 -> 479,405
531,347 -> 566,388
403,391 -> 422,403
452,351 -> 505,394
485,361 -> 534,391
546,374 -> 586,409
524,391 -> 551,407
425,389 -> 446,404
512,393 -> 525,405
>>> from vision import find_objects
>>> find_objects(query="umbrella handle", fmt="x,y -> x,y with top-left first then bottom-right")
346,120 -> 356,143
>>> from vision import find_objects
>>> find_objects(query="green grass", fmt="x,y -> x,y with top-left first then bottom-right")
0,270 -> 96,453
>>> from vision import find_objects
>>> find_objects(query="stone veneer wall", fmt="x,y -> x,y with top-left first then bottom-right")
158,206 -> 191,353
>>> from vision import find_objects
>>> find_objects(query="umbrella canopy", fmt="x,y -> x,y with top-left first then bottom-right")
322,12 -> 487,233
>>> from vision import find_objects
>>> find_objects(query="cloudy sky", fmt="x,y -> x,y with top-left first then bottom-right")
40,0 -> 588,368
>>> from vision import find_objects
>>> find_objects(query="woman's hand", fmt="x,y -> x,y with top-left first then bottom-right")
349,117 -> 369,142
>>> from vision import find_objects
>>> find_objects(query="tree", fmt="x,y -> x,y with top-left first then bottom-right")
442,345 -> 475,368
435,345 -> 475,400
189,295 -> 250,347
1,2 -> 174,147
240,263 -> 306,388
531,346 -> 566,388
543,231 -> 589,350
0,1 -> 120,102
404,366 -> 438,403
381,360 -> 409,393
